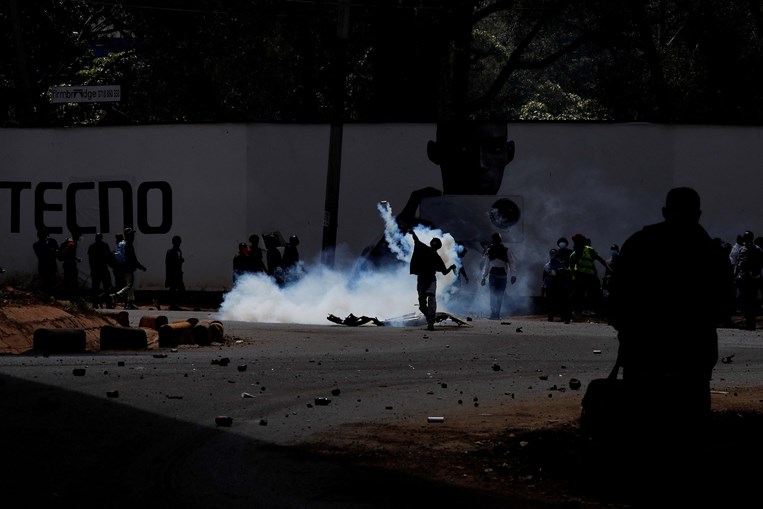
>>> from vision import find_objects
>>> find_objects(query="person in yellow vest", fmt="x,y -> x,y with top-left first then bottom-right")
568,233 -> 609,318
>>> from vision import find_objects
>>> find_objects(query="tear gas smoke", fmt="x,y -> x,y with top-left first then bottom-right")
219,201 -> 465,325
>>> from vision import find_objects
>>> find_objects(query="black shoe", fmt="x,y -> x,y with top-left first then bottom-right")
125,302 -> 138,310
426,324 -> 435,331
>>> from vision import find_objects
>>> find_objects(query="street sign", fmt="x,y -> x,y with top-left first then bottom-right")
51,85 -> 121,103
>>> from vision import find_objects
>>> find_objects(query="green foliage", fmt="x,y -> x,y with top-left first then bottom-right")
1,0 -> 762,125
517,82 -> 611,121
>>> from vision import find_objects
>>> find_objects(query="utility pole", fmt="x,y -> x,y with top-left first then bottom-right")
321,0 -> 349,267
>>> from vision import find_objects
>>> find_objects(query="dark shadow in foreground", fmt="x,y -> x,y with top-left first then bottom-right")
0,373 -> 563,509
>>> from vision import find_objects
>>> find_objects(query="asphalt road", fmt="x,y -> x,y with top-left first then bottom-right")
1,314 -> 761,508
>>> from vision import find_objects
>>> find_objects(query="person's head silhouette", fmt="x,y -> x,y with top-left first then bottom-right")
427,121 -> 515,195
662,187 -> 701,226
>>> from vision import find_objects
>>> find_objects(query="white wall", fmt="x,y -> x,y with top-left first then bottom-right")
2,122 -> 762,295
0,124 -> 247,290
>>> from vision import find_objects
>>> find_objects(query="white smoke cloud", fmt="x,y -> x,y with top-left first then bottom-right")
219,201 -> 467,325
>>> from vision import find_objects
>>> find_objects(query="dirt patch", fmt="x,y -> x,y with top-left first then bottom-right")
0,287 -> 156,354
302,387 -> 763,507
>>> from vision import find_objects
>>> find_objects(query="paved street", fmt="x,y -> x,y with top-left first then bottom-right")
0,314 -> 761,508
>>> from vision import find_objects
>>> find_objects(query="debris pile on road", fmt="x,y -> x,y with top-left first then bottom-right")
328,311 -> 469,327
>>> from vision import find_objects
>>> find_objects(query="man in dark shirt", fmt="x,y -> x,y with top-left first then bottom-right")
610,187 -> 733,421
408,229 -> 456,331
165,235 -> 185,310
247,234 -> 267,273
58,230 -> 81,294
608,187 -> 734,501
87,232 -> 113,307
32,228 -> 58,290
732,230 -> 763,330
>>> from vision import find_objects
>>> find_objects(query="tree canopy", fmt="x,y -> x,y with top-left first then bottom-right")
2,0 -> 762,126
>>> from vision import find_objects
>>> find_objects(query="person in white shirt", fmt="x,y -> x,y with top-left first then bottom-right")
480,233 -> 517,319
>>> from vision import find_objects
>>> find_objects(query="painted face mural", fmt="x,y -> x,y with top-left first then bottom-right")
427,121 -> 515,195
422,121 -> 522,244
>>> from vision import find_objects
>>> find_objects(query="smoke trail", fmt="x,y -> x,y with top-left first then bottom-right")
219,201 -> 466,325
377,200 -> 462,270
376,201 -> 410,261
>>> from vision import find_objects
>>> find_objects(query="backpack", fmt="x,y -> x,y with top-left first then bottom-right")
114,240 -> 127,265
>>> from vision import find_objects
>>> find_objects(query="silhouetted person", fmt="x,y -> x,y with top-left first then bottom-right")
110,227 -> 146,309
480,232 -> 517,319
232,242 -> 250,284
165,235 -> 185,310
281,235 -> 303,285
602,244 -> 619,292
111,233 -> 126,299
755,236 -> 763,318
87,233 -> 113,307
569,233 -> 609,317
408,229 -> 457,331
33,228 -> 58,290
601,243 -> 620,320
263,233 -> 284,285
247,234 -> 266,273
542,248 -> 572,323
282,235 -> 300,270
729,233 -> 746,311
608,187 -> 734,500
555,237 -> 573,268
732,230 -> 763,330
729,233 -> 744,263
58,229 -> 81,295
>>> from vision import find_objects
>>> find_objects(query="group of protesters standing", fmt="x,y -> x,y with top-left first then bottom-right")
32,227 -> 184,310
232,232 -> 303,287
541,224 -> 763,331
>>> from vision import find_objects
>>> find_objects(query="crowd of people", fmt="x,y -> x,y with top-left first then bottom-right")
26,226 -> 306,310
540,218 -> 763,331
31,226 -> 181,310
17,187 -> 757,505
401,206 -> 762,332
232,232 -> 303,287
22,197 -> 763,331
541,234 -> 614,323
